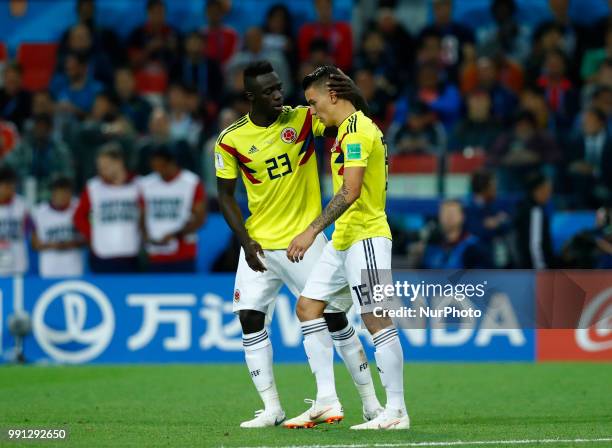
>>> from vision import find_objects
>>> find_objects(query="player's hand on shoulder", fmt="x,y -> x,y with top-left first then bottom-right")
244,239 -> 267,272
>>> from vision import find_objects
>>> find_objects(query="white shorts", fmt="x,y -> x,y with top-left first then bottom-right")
302,237 -> 392,314
233,233 -> 352,315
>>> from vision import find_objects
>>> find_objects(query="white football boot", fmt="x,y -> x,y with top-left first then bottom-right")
362,405 -> 384,422
350,407 -> 410,430
283,398 -> 344,429
240,409 -> 286,428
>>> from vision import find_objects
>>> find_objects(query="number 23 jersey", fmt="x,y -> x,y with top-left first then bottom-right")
215,106 -> 325,249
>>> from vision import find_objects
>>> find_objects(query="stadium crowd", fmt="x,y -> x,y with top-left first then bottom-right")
0,0 -> 611,277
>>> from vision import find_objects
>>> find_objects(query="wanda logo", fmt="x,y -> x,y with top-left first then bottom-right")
575,287 -> 612,352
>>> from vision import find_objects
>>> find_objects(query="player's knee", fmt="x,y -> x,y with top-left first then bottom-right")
296,297 -> 325,322
361,312 -> 392,335
238,309 -> 266,334
323,312 -> 349,332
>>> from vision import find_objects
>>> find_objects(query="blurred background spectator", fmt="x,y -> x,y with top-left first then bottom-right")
0,0 -> 610,275
31,176 -> 85,278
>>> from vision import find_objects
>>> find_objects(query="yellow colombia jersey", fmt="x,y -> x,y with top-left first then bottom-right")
331,110 -> 391,250
215,106 -> 326,249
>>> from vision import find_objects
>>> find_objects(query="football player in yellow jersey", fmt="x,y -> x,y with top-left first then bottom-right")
284,66 -> 409,430
215,61 -> 382,428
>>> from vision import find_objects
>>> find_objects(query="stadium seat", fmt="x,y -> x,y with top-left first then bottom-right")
389,153 -> 438,174
444,151 -> 487,197
17,42 -> 58,91
446,151 -> 486,173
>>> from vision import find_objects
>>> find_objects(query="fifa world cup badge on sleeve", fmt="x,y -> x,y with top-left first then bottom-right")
347,143 -> 361,160
215,152 -> 225,169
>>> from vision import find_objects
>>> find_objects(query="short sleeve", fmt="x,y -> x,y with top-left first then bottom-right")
312,113 -> 326,137
342,133 -> 372,168
214,138 -> 239,179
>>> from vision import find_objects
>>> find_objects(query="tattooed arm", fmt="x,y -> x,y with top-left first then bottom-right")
287,167 -> 365,262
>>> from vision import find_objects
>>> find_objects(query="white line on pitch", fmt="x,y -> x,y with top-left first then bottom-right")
231,437 -> 612,448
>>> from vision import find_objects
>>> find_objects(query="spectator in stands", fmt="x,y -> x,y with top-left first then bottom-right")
298,0 -> 353,71
393,62 -> 462,134
69,91 -> 135,190
536,49 -> 579,133
23,90 -> 62,140
461,53 -> 524,96
581,25 -> 612,83
451,90 -> 502,153
539,0 -> 576,58
226,27 -> 292,97
114,67 -> 153,135
373,8 -> 413,82
392,101 -> 446,155
57,23 -> 113,85
0,165 -> 28,275
202,0 -> 239,66
167,83 -> 202,149
141,145 -> 206,273
262,4 -> 297,74
593,206 -> 612,268
51,52 -> 103,118
468,57 -> 518,124
582,85 -> 612,134
420,0 -> 476,81
0,120 -> 20,159
59,0 -> 123,66
354,69 -> 393,131
566,107 -> 612,208
0,63 -> 31,131
520,86 -> 553,131
136,107 -> 197,175
420,199 -> 491,269
170,32 -> 223,105
465,170 -> 512,267
415,29 -> 444,71
514,172 -> 555,269
74,143 -> 142,273
127,0 -> 180,73
354,30 -> 399,98
4,114 -> 72,203
489,110 -> 560,193
31,177 -> 85,278
477,0 -> 531,64
525,22 -> 566,85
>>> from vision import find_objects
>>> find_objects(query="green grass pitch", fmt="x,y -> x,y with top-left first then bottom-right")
1,363 -> 611,447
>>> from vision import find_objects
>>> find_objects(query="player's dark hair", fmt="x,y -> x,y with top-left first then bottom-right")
51,176 -> 74,191
0,165 -> 17,184
243,61 -> 274,83
471,170 -> 494,195
302,65 -> 341,91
